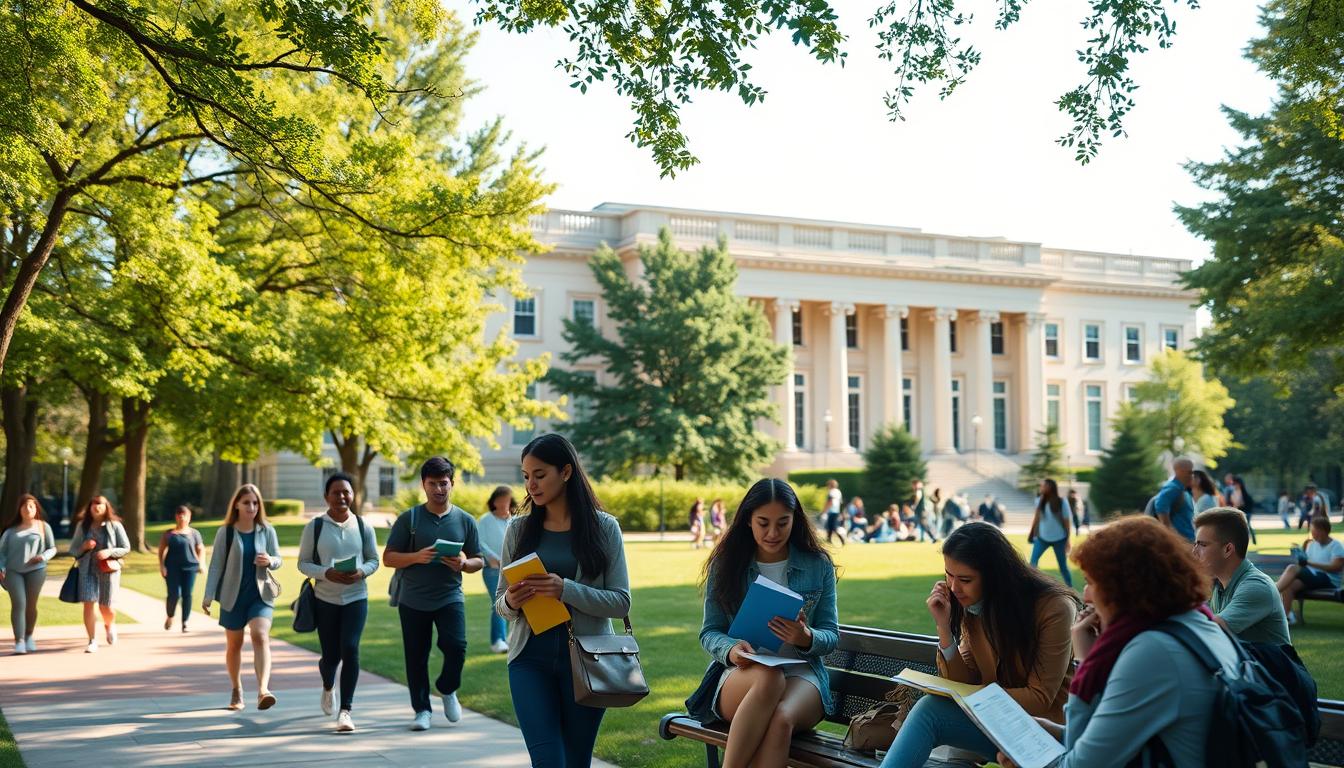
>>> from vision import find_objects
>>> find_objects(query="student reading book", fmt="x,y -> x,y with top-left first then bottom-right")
726,575 -> 805,654
687,478 -> 839,768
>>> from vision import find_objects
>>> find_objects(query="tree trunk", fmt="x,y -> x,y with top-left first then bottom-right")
674,464 -> 685,481
75,389 -> 124,515
357,445 -> 377,514
202,454 -> 242,518
0,190 -> 73,380
119,397 -> 151,551
331,432 -> 377,512
0,384 -> 40,525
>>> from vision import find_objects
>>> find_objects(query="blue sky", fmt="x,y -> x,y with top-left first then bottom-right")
449,2 -> 1275,265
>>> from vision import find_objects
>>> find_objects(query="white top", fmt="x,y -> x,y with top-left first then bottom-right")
1193,494 -> 1218,514
1306,538 -> 1344,589
826,488 -> 842,515
297,513 -> 380,605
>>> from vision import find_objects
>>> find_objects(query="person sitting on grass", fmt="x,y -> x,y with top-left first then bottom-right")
1277,514 -> 1344,626
687,478 -> 839,768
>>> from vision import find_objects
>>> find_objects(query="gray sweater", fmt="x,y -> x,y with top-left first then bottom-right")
0,523 -> 56,574
296,513 -> 380,605
203,525 -> 283,611
492,511 -> 631,662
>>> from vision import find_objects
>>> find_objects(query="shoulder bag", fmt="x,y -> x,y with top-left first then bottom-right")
388,506 -> 419,608
257,526 -> 283,602
290,518 -> 325,633
58,562 -> 81,603
95,523 -> 123,573
568,615 -> 649,708
844,684 -> 916,751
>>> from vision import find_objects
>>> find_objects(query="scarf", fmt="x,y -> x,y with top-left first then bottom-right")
1070,605 -> 1214,704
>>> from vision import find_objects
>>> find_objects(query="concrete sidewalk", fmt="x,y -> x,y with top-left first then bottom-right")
0,582 -> 616,768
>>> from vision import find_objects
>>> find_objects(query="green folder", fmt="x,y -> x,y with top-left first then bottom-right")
333,556 -> 358,573
434,539 -> 464,557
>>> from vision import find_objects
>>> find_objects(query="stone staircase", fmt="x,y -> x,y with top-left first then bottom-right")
924,453 -> 1039,528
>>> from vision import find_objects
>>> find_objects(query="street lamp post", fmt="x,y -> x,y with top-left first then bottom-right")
58,446 -> 73,536
970,415 -> 983,472
823,409 -> 833,463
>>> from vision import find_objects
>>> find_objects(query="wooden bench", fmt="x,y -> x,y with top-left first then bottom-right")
1249,552 -> 1342,624
658,623 -> 1344,768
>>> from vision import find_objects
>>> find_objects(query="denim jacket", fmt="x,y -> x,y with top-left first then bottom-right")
699,547 -> 840,714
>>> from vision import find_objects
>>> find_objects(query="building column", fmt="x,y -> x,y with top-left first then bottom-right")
878,304 -> 908,429
774,299 -> 799,450
825,301 -> 855,454
1016,312 -> 1046,451
974,311 -> 999,452
930,307 -> 957,454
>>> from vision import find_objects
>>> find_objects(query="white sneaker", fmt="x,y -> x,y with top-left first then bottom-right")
490,639 -> 509,654
106,626 -> 117,645
441,691 -> 461,723
85,640 -> 99,654
14,642 -> 26,655
24,637 -> 35,652
1288,611 -> 1298,626
321,689 -> 334,716
336,710 -> 355,732
410,711 -> 432,731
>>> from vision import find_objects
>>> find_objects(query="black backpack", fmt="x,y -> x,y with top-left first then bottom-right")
1150,620 -> 1308,768
1242,641 -> 1321,747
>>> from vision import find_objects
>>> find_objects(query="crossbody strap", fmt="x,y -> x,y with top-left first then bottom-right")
309,518 -> 324,566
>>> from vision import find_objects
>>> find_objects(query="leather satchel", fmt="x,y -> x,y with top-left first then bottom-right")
843,684 -> 916,751
96,556 -> 122,574
568,617 -> 649,708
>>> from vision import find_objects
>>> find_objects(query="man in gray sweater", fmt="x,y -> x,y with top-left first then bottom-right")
1193,507 -> 1291,645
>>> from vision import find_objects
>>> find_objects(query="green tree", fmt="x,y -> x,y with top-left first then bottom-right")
1017,424 -> 1067,491
548,229 -> 789,480
1221,359 -> 1335,490
1089,403 -> 1165,517
861,423 -> 927,512
1130,350 -> 1235,466
475,0 -> 1205,173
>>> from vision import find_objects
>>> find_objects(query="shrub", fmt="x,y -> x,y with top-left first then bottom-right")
1018,425 -> 1068,491
788,469 -> 865,497
862,424 -> 927,512
270,499 -> 305,518
1090,405 -> 1165,518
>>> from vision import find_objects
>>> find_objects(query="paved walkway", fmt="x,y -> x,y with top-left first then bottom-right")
0,581 -> 615,768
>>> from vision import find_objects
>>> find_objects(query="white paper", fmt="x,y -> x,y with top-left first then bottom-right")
961,684 -> 1065,768
739,651 -> 807,667
754,574 -> 803,599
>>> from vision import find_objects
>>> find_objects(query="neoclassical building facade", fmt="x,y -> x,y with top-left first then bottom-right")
475,203 -> 1199,480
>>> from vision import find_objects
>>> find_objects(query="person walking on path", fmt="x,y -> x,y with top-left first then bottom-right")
297,472 -> 380,733
68,495 -> 130,654
709,499 -> 727,545
1066,488 -> 1090,533
383,456 -> 484,731
1298,484 -> 1327,529
496,433 -> 632,768
1278,490 -> 1295,530
1152,457 -> 1196,541
202,483 -> 284,711
822,479 -> 846,546
0,495 -> 57,654
1028,478 -> 1074,588
1224,474 -> 1257,545
910,480 -> 938,543
157,505 -> 205,633
690,498 -> 707,549
478,485 -> 515,655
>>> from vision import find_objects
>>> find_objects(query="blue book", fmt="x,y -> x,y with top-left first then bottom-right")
727,575 -> 805,654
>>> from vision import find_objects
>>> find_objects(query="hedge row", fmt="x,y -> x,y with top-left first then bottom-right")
394,480 -> 828,532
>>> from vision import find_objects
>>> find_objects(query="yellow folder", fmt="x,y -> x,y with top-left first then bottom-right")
893,668 -> 986,700
502,552 -> 571,634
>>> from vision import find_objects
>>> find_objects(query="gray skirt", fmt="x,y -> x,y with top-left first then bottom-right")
76,561 -> 119,606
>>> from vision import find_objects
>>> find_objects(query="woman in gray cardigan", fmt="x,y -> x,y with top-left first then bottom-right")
0,495 -> 58,653
203,484 -> 284,712
494,433 -> 631,768
68,495 -> 130,653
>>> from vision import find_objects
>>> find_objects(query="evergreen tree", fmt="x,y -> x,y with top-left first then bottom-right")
1017,424 -> 1067,491
861,423 -> 927,512
548,229 -> 789,481
1089,404 -> 1165,518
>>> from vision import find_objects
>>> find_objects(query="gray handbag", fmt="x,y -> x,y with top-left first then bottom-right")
567,616 -> 650,708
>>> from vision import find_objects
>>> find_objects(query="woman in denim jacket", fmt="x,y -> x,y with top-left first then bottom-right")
689,478 -> 839,768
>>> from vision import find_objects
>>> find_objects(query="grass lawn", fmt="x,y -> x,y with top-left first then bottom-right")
0,709 -> 21,768
108,523 -> 1344,768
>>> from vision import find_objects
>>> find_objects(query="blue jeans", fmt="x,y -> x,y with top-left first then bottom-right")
879,694 -> 998,768
1030,538 -> 1073,587
165,567 -> 197,622
481,567 -> 508,645
509,624 -> 605,767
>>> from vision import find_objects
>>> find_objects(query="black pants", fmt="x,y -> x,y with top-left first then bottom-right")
315,597 -> 368,711
399,601 -> 467,714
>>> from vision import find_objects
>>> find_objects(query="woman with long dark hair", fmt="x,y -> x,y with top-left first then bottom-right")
1230,474 -> 1257,545
478,485 -> 516,654
0,495 -> 57,653
68,495 -> 130,653
1191,470 -> 1219,515
157,505 -> 205,632
686,478 -> 840,768
881,522 -> 1078,767
493,433 -> 630,767
1028,478 -> 1074,587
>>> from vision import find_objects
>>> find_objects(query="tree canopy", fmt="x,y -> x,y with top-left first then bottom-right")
1130,350 -> 1235,465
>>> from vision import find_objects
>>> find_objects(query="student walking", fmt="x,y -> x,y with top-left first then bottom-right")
69,495 -> 130,653
822,480 -> 846,546
687,478 -> 839,768
1028,479 -> 1074,587
202,483 -> 284,711
495,434 -> 631,768
383,457 -> 485,731
478,485 -> 515,655
709,499 -> 727,545
1152,457 -> 1196,541
910,480 -> 938,543
1278,490 -> 1294,529
157,505 -> 205,632
690,498 -> 707,549
0,495 -> 57,654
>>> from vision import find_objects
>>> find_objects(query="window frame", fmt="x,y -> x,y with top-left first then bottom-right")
990,321 -> 1005,355
1084,383 -> 1105,453
1122,324 -> 1143,364
902,376 -> 915,434
991,379 -> 1008,451
1046,382 -> 1063,432
1162,326 -> 1181,352
845,312 -> 859,350
793,372 -> 808,449
846,374 -> 862,450
1044,322 -> 1061,360
1082,322 -> 1102,362
513,295 -> 539,338
570,297 -> 597,329
792,308 -> 804,347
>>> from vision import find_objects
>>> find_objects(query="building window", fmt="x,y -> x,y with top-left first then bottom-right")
1123,383 -> 1138,403
951,378 -> 962,452
900,317 -> 909,351
1085,384 -> 1104,452
572,371 -> 596,423
1123,325 -> 1142,364
845,313 -> 858,349
378,466 -> 396,499
1044,322 -> 1060,359
992,380 -> 1008,451
794,373 -> 807,449
1046,382 -> 1062,430
513,296 -> 537,337
949,320 -> 958,353
792,309 -> 803,347
572,298 -> 595,328
513,383 -> 538,445
1163,327 -> 1180,351
1083,323 -> 1101,361
990,322 -> 1004,355
847,375 -> 861,450
902,377 -> 914,432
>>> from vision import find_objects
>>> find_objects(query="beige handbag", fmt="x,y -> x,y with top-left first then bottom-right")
567,617 -> 650,708
843,684 -> 916,751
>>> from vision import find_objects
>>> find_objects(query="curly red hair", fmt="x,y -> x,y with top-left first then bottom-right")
1073,515 -> 1208,621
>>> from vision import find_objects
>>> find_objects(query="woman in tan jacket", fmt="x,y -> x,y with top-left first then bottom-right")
880,522 -> 1079,767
